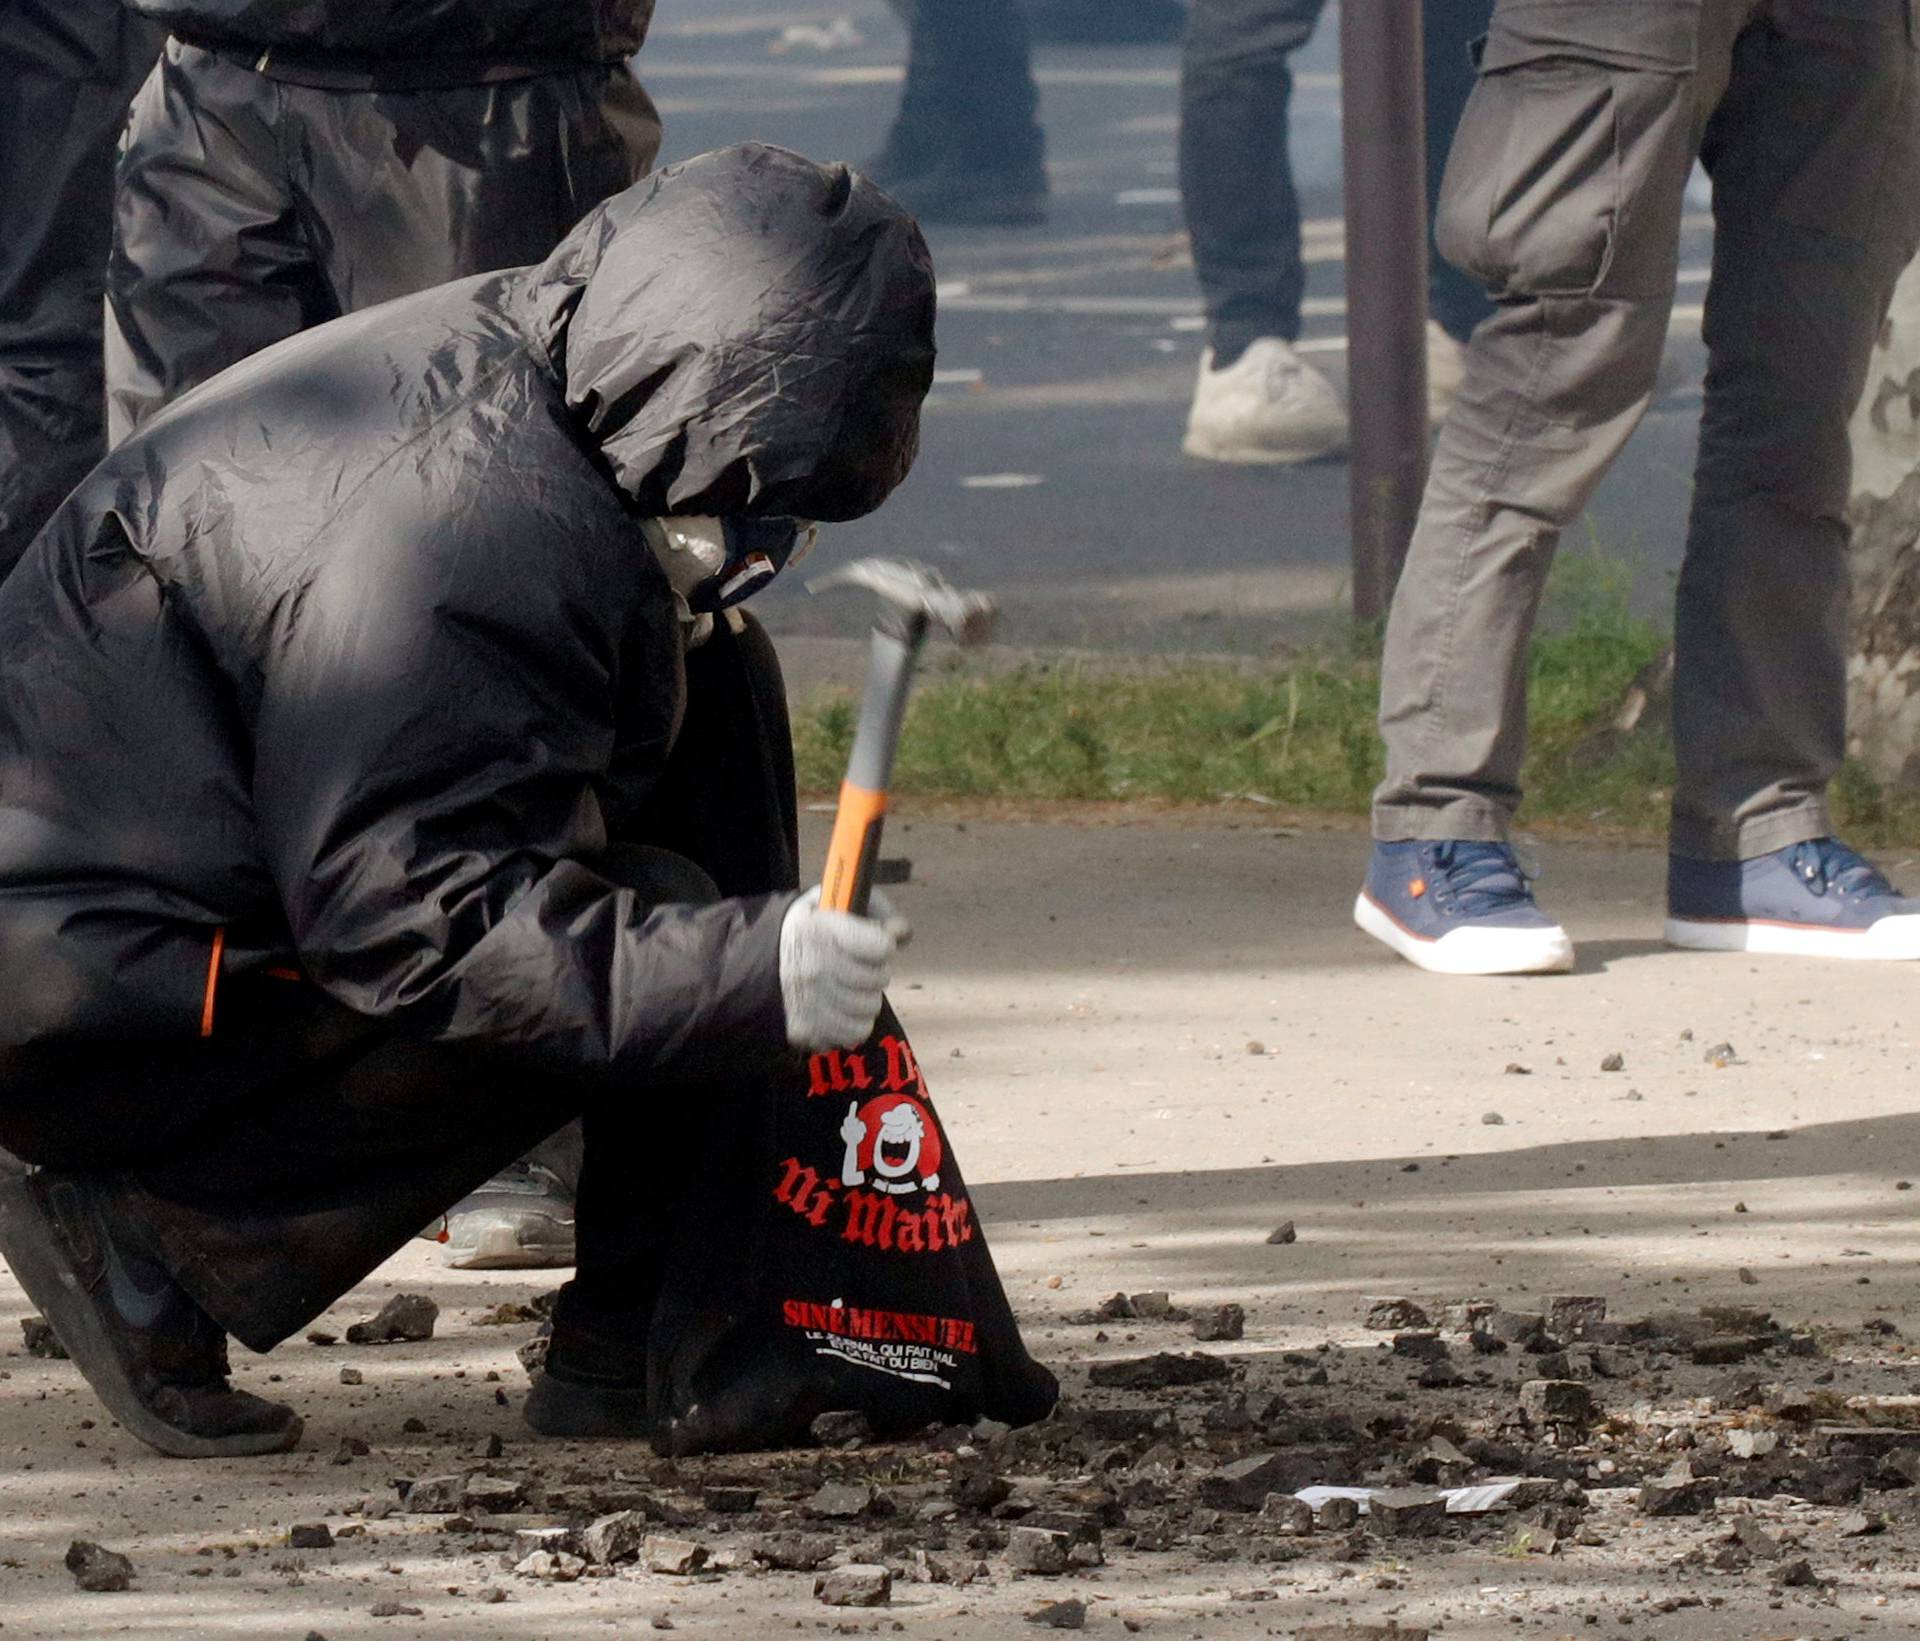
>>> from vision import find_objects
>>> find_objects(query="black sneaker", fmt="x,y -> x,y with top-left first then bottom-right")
0,1169 -> 302,1458
522,1286 -> 650,1439
430,1160 -> 577,1271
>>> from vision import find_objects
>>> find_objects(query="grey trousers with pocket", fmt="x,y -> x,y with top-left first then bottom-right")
1373,0 -> 1920,861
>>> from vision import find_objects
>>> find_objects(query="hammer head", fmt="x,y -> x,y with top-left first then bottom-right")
807,556 -> 997,646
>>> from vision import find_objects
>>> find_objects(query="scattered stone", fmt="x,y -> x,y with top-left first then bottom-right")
1128,1292 -> 1185,1321
1778,1558 -> 1822,1589
287,1523 -> 334,1551
1600,1052 -> 1625,1072
1007,1526 -> 1072,1574
1369,1489 -> 1448,1537
517,1335 -> 549,1375
1087,1352 -> 1231,1390
369,1602 -> 424,1618
1692,1335 -> 1767,1366
1260,1494 -> 1316,1535
513,1550 -> 585,1582
643,1537 -> 709,1576
1192,1303 -> 1245,1342
1392,1331 -> 1448,1362
337,1367 -> 363,1387
305,1329 -> 337,1346
704,1485 -> 758,1515
1198,1452 -> 1291,1511
514,1527 -> 580,1558
1520,1380 -> 1594,1429
1417,1360 -> 1465,1389
1481,1111 -> 1506,1125
1838,1510 -> 1886,1537
1704,1041 -> 1738,1067
403,1475 -> 467,1514
331,1436 -> 369,1464
1027,1598 -> 1088,1630
1547,1297 -> 1607,1337
1364,1298 -> 1431,1331
1504,1062 -> 1532,1076
65,1541 -> 132,1593
1485,1310 -> 1546,1345
1732,1518 -> 1780,1557
810,1409 -> 874,1448
1265,1221 -> 1298,1245
808,1481 -> 877,1520
581,1511 -> 650,1565
1727,1428 -> 1779,1459
22,1316 -> 68,1359
1467,1330 -> 1507,1356
1638,1461 -> 1718,1517
952,1469 -> 1013,1511
814,1565 -> 892,1607
753,1534 -> 836,1572
462,1474 -> 524,1513
1314,1496 -> 1360,1531
345,1293 -> 439,1345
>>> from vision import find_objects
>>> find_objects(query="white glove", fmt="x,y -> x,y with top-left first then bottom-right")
778,887 -> 908,1052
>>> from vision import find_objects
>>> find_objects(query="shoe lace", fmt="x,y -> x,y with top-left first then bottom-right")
1786,837 -> 1895,900
1428,841 -> 1535,916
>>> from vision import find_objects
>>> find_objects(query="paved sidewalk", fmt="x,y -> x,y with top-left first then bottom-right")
5,809 -> 1917,1638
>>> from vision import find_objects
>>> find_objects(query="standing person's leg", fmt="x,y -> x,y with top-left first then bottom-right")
0,1 -> 163,571
294,65 -> 660,312
1421,0 -> 1498,423
104,43 -> 331,443
870,0 -> 1047,225
1361,1 -> 1715,975
1665,1 -> 1920,956
1179,0 -> 1346,464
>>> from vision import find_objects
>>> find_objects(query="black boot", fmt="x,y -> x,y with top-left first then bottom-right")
522,1281 -> 652,1439
0,1168 -> 302,1458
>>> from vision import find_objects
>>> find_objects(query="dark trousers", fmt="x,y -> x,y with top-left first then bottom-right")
0,0 -> 164,578
883,0 -> 1044,175
1180,0 -> 1498,360
0,617 -> 803,1353
104,39 -> 660,441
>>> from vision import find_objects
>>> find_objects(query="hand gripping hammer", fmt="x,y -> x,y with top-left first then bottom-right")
808,558 -> 996,914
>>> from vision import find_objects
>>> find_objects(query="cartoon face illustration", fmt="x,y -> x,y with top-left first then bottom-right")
840,1094 -> 943,1196
872,1103 -> 926,1180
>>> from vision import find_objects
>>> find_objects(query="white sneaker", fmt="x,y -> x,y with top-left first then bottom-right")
1426,320 -> 1466,428
1181,337 -> 1348,465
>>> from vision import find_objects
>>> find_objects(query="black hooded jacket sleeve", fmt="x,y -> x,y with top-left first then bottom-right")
0,144 -> 935,1078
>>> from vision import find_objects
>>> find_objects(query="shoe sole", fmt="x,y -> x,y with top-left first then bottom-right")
1354,892 -> 1575,976
523,1371 -> 653,1439
1181,428 -> 1349,466
441,1219 -> 576,1272
1664,914 -> 1920,960
0,1174 -> 302,1459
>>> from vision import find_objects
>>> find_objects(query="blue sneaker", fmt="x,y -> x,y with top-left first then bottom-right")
1666,837 -> 1920,959
1355,840 -> 1574,975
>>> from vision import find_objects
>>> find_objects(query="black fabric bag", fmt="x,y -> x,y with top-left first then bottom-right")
648,1002 -> 1057,1455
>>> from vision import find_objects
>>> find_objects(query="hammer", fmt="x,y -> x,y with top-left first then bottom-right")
809,558 -> 996,915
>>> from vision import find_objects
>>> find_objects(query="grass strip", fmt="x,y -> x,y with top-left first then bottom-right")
792,552 -> 1920,850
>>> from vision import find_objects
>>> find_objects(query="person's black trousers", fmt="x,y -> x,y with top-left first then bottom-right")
1180,0 -> 1498,361
0,0 -> 164,578
881,0 -> 1045,178
0,616 -> 802,1354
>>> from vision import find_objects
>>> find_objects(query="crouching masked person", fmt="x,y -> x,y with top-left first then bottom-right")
0,144 -> 1058,1460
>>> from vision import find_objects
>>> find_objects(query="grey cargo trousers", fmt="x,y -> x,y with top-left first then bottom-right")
1374,0 -> 1920,861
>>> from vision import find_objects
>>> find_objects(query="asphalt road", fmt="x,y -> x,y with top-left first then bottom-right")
644,1 -> 1715,654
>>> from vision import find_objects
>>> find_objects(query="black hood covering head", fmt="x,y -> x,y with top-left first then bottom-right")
527,143 -> 937,524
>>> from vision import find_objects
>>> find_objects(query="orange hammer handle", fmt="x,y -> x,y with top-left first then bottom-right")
821,780 -> 888,914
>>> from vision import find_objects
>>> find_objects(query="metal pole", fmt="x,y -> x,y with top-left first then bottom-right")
1339,0 -> 1430,623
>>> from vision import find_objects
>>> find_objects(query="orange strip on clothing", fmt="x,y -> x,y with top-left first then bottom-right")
200,926 -> 227,1038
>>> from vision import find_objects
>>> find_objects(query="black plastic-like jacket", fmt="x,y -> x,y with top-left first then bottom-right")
0,143 -> 935,1074
124,0 -> 655,62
